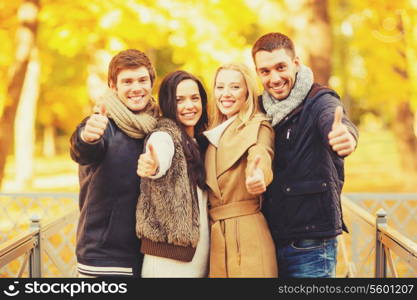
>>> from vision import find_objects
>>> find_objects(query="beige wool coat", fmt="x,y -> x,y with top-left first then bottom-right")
205,115 -> 278,278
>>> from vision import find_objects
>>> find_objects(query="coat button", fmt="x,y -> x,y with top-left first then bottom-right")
286,187 -> 291,192
305,226 -> 310,230
322,182 -> 327,187
312,225 -> 316,229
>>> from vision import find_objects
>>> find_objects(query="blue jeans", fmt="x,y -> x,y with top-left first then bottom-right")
275,237 -> 338,278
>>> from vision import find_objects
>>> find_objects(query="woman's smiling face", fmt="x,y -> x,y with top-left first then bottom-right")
214,69 -> 248,119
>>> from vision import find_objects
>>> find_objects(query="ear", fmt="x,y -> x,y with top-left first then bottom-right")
109,80 -> 117,91
294,56 -> 301,72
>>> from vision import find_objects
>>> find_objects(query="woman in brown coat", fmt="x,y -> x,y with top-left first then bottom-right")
203,63 -> 277,277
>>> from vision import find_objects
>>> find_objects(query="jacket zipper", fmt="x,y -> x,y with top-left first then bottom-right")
286,128 -> 291,140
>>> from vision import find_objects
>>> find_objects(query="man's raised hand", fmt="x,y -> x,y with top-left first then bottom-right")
81,104 -> 109,143
328,106 -> 356,157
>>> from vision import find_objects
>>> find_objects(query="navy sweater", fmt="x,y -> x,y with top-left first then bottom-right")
70,118 -> 144,269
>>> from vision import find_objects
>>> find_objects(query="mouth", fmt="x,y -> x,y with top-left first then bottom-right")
220,99 -> 235,109
128,95 -> 146,103
270,81 -> 287,93
181,111 -> 198,120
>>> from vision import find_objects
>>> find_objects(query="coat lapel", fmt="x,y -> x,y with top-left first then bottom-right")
216,118 -> 260,178
205,143 -> 222,199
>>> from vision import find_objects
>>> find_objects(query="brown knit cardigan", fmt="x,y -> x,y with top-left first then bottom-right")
135,118 -> 200,262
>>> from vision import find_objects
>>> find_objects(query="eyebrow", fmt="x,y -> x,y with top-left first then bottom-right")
216,82 -> 241,85
177,93 -> 200,98
258,62 -> 286,70
121,75 -> 149,81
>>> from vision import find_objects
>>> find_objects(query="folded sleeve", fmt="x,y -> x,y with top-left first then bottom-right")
146,131 -> 175,179
245,121 -> 275,186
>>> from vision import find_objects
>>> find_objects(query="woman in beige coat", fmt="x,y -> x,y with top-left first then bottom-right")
204,63 -> 277,277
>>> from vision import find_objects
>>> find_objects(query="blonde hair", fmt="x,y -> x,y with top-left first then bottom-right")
209,63 -> 260,128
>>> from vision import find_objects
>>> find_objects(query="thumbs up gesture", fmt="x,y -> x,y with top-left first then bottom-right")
246,155 -> 266,195
137,143 -> 160,178
81,104 -> 109,143
328,106 -> 356,157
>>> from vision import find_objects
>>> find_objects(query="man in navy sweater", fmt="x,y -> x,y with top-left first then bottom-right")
252,32 -> 359,278
70,49 -> 158,277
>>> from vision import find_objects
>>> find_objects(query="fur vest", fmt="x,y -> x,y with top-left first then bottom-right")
136,118 -> 200,262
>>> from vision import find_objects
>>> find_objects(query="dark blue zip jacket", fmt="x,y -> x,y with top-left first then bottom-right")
70,118 -> 144,269
262,84 -> 359,240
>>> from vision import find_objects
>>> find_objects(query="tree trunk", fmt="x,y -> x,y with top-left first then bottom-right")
390,12 -> 417,173
43,125 -> 56,158
14,48 -> 41,188
292,0 -> 332,85
392,102 -> 417,172
0,0 -> 40,188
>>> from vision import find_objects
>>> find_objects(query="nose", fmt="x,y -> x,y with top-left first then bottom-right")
184,99 -> 194,109
131,81 -> 142,91
270,70 -> 281,84
223,87 -> 232,97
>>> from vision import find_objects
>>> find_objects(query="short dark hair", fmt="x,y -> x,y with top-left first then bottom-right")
108,49 -> 156,87
252,32 -> 296,62
158,70 -> 208,190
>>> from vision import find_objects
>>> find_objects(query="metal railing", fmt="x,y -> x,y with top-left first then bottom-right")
0,193 -> 79,277
1,193 -> 416,278
0,210 -> 79,277
339,195 -> 417,277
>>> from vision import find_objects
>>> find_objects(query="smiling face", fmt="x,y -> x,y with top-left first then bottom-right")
176,79 -> 202,137
110,66 -> 152,112
214,69 -> 248,119
255,48 -> 300,100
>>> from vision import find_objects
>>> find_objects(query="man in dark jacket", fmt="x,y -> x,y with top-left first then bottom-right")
70,49 -> 159,277
252,33 -> 359,278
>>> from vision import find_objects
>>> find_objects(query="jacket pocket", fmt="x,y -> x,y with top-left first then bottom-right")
282,180 -> 329,196
290,238 -> 324,251
99,207 -> 117,247
281,180 -> 330,233
235,219 -> 241,266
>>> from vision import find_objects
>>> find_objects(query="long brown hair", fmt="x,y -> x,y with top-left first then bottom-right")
158,70 -> 208,190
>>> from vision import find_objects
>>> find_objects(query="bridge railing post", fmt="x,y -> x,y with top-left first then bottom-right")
375,208 -> 387,278
29,215 -> 42,278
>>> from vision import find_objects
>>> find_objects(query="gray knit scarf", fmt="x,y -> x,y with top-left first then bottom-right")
262,65 -> 314,127
94,89 -> 159,139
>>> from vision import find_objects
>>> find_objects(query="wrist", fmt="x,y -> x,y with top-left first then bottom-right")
151,165 -> 159,176
80,129 -> 101,144
80,129 -> 87,142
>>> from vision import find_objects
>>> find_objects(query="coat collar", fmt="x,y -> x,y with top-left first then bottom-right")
205,116 -> 264,198
216,117 -> 261,177
203,115 -> 237,148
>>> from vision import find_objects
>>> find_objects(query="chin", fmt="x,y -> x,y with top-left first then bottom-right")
220,108 -> 232,116
128,105 -> 146,112
272,91 -> 289,100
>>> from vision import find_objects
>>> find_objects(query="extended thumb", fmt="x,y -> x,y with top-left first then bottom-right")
249,155 -> 261,177
100,103 -> 107,116
332,106 -> 343,129
148,144 -> 157,161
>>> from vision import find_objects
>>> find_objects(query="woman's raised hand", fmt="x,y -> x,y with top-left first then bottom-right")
137,143 -> 159,178
245,155 -> 266,195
